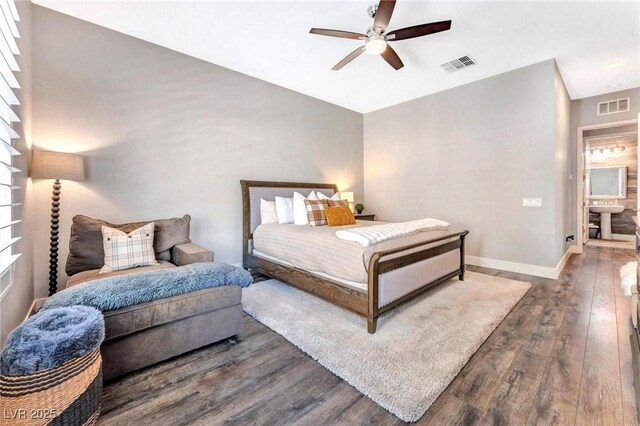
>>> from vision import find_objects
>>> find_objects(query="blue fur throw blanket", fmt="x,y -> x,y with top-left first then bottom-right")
1,306 -> 104,375
41,262 -> 252,313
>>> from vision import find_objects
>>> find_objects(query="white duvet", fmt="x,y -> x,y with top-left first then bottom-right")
335,218 -> 450,247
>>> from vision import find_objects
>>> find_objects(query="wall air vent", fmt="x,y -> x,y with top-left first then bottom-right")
597,97 -> 630,116
440,56 -> 476,73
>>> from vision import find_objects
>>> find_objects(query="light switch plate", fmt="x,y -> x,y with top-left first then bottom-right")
522,198 -> 542,207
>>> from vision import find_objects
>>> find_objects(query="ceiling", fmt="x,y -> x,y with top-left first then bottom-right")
33,1 -> 640,113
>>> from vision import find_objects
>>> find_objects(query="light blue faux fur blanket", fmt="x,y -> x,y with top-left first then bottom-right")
41,262 -> 252,312
1,306 -> 104,375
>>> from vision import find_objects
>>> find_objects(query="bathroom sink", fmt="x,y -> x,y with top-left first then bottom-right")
589,205 -> 625,239
589,205 -> 625,214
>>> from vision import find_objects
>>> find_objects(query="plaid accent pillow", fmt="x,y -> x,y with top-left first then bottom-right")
304,199 -> 329,227
327,199 -> 349,208
100,222 -> 158,273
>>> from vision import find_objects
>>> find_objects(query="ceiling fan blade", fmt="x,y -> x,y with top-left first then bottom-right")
381,45 -> 404,70
373,0 -> 396,33
387,20 -> 452,41
332,46 -> 366,70
310,28 -> 366,40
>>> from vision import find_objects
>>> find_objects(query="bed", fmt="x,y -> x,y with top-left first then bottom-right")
241,180 -> 469,333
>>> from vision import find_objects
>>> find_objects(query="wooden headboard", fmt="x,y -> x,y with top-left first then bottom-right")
240,180 -> 339,265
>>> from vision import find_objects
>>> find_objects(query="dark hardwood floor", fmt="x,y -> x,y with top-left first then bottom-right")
98,246 -> 638,425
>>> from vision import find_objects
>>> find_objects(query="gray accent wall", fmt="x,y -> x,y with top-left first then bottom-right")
1,1 -> 34,347
364,60 -> 570,269
30,6 -> 364,296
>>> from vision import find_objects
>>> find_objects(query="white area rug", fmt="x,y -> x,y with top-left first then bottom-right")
242,272 -> 531,422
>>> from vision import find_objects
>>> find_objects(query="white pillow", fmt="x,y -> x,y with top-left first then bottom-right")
100,222 -> 158,273
293,191 -> 318,225
317,192 -> 341,201
260,198 -> 278,224
275,196 -> 294,224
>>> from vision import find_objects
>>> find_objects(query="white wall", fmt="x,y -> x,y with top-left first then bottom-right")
1,1 -> 35,346
364,60 -> 568,270
30,6 -> 364,297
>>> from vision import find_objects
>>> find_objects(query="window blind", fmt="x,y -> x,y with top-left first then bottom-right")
0,0 -> 21,298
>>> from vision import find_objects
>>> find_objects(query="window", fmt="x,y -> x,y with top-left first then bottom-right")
0,0 -> 21,299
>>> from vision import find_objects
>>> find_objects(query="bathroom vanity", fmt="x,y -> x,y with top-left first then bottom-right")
590,204 -> 625,239
587,165 -> 629,240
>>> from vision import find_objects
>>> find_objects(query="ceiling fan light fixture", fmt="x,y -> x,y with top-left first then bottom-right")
310,0 -> 452,70
365,35 -> 387,55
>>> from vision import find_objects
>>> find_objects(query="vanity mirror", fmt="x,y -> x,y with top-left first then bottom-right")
588,166 -> 627,199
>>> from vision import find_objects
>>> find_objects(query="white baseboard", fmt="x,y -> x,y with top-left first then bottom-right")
466,246 -> 578,279
612,233 -> 635,242
586,239 -> 634,249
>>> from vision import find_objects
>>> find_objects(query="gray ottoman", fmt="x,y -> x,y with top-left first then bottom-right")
100,285 -> 242,380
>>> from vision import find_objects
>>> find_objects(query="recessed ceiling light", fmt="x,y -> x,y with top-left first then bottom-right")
607,60 -> 624,70
607,83 -> 621,89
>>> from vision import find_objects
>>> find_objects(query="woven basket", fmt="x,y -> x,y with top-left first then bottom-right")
0,348 -> 102,426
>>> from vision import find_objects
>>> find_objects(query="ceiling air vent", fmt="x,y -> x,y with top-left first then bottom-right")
597,97 -> 630,116
440,56 -> 476,73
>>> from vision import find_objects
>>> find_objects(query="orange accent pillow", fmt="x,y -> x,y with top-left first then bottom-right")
325,205 -> 356,227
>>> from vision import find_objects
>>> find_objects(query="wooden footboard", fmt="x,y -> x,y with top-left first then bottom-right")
366,231 -> 468,333
245,230 -> 468,334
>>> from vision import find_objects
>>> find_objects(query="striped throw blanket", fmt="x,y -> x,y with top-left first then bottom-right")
335,218 -> 450,247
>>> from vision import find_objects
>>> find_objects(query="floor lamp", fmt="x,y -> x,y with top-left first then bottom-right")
30,150 -> 85,296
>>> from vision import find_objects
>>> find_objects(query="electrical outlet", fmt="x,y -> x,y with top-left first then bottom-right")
522,198 -> 542,207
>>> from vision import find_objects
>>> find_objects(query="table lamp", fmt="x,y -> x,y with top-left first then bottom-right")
31,150 -> 85,295
340,191 -> 354,213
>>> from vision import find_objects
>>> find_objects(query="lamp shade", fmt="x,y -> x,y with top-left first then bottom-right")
340,191 -> 354,203
31,150 -> 85,181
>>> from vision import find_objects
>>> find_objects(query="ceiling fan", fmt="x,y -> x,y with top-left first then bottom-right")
310,0 -> 451,71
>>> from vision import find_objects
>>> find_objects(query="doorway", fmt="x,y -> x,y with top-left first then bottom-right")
576,119 -> 639,251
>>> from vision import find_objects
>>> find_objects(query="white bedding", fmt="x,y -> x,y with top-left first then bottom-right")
335,218 -> 450,247
252,221 -> 458,284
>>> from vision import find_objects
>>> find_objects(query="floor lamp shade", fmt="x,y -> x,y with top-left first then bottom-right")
30,150 -> 85,296
31,150 -> 85,181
